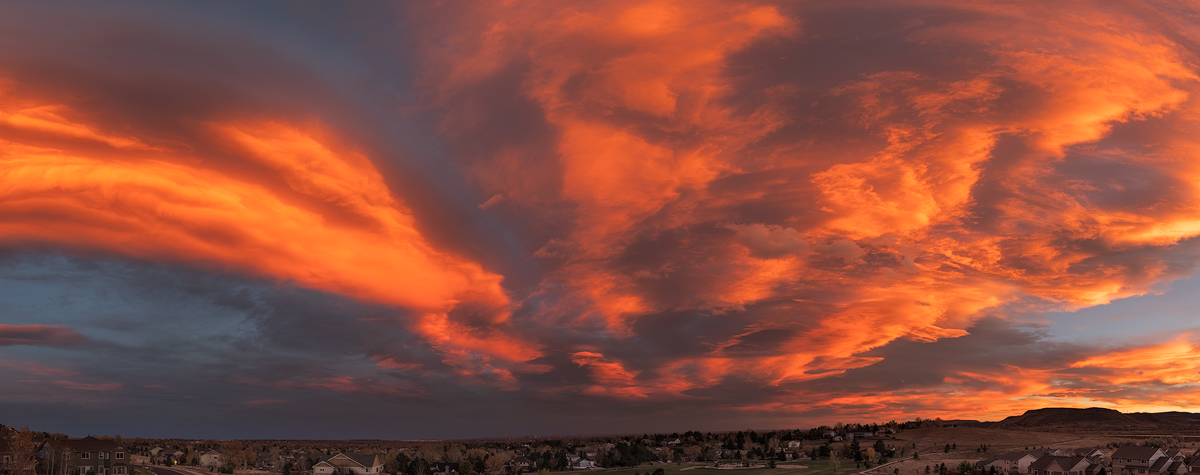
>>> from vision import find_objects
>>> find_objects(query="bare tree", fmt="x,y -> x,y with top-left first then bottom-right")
40,440 -> 65,475
62,448 -> 78,475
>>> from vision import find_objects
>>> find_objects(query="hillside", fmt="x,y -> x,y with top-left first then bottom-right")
990,407 -> 1200,430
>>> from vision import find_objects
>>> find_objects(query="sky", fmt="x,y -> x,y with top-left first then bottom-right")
3,0 -> 1200,440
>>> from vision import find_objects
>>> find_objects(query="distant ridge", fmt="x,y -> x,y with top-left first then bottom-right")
988,407 -> 1200,430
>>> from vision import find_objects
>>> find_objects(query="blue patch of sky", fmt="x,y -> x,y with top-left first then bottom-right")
1034,272 -> 1200,343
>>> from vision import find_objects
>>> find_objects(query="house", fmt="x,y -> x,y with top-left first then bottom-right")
1113,447 -> 1169,475
199,450 -> 222,468
428,463 -> 457,475
513,457 -> 535,470
312,453 -> 384,475
254,452 -> 274,470
977,458 -> 1001,474
992,451 -> 1042,474
1028,456 -> 1093,475
1070,449 -> 1110,467
849,431 -> 875,440
40,437 -> 128,475
1147,457 -> 1188,475
1,438 -> 14,473
572,459 -> 597,470
155,450 -> 184,465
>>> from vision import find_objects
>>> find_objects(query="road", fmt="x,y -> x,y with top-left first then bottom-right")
152,466 -> 207,475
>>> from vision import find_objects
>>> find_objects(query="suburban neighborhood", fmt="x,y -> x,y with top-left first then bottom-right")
7,415 -> 1200,475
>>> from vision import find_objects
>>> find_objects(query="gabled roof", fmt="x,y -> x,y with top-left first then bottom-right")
1057,457 -> 1091,472
1113,447 -> 1164,461
342,454 -> 380,468
1030,456 -> 1087,472
63,437 -> 121,453
318,453 -> 380,469
1029,458 -> 1054,472
977,458 -> 999,468
997,451 -> 1039,461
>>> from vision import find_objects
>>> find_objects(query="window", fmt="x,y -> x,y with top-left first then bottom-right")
116,453 -> 124,460
82,453 -> 91,460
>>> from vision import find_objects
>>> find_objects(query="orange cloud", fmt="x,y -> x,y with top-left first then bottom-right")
413,0 -> 1200,414
7,0 -> 1200,427
0,81 -> 534,370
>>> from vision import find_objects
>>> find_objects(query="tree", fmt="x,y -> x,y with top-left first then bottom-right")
958,461 -> 976,475
11,426 -> 38,475
944,445 -> 951,454
485,452 -> 513,475
38,438 -> 66,475
829,450 -> 840,475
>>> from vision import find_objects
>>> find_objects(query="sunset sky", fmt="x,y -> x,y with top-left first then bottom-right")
4,0 -> 1200,439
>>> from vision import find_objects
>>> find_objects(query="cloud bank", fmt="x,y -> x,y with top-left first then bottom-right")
2,0 -> 1200,437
